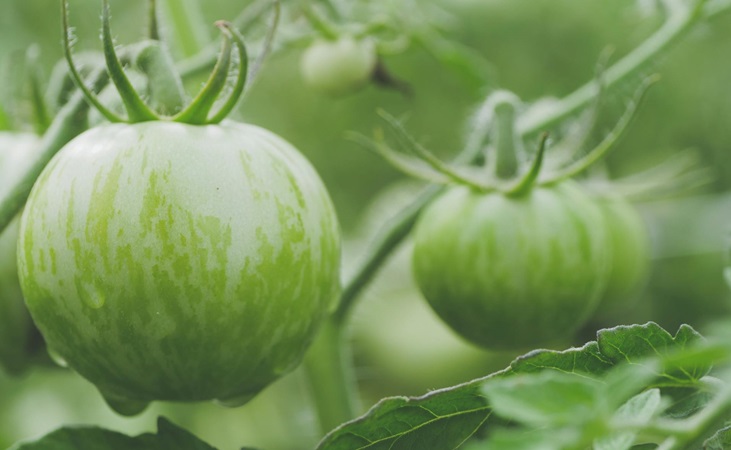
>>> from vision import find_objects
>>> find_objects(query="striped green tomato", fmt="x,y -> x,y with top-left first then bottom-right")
17,121 -> 341,413
412,180 -> 611,351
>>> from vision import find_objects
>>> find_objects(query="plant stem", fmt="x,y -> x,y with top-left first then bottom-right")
0,69 -> 108,235
334,184 -> 442,323
517,0 -> 730,136
303,317 -> 360,435
161,0 -> 210,58
493,97 -> 519,180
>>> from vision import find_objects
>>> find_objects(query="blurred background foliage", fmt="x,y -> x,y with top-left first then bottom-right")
1,0 -> 731,449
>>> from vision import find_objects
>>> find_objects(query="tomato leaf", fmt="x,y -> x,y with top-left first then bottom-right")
481,371 -> 604,427
9,417 -> 216,450
317,322 -> 713,450
315,374 -> 499,450
593,389 -> 663,450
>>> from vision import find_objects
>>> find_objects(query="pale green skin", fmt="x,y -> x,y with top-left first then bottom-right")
300,36 -> 377,96
17,122 -> 341,407
594,194 -> 650,315
412,180 -> 611,350
0,132 -> 44,375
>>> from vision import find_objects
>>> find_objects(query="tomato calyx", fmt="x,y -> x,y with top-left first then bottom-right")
354,76 -> 657,196
61,0 -> 262,125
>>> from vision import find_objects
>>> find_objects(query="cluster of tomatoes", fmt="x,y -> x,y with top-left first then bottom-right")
0,1 -> 650,418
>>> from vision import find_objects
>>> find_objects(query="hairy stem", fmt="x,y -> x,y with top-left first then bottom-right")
517,1 -> 728,136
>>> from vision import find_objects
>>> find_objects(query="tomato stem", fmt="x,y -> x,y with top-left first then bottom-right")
303,318 -> 360,436
61,0 -> 124,123
206,22 -> 250,124
173,25 -> 233,124
492,92 -> 521,180
302,5 -> 340,41
147,0 -> 161,41
516,0 -> 724,137
176,0 -> 286,80
544,75 -> 658,185
506,132 -> 548,197
101,0 -> 161,122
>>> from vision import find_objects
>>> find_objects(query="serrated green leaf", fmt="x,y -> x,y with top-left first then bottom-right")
597,322 -> 710,384
510,341 -> 615,376
9,417 -> 216,450
316,374 -> 501,450
594,389 -> 663,450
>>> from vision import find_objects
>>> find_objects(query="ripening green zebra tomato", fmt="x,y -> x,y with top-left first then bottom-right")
300,36 -> 377,96
0,132 -> 47,375
17,121 -> 341,412
411,180 -> 611,351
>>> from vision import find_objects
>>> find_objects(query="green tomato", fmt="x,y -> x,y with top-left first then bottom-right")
300,36 -> 377,96
17,121 -> 341,412
0,132 -> 47,375
593,194 -> 650,316
412,180 -> 611,351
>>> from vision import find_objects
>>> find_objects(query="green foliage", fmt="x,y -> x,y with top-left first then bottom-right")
10,417 -> 215,450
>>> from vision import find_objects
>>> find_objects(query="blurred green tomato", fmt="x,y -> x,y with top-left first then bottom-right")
300,36 -> 377,96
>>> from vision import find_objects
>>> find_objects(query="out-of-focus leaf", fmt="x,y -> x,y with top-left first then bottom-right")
481,371 -> 602,427
594,389 -> 663,450
9,417 -> 216,450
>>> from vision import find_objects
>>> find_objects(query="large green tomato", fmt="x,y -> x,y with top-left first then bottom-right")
412,180 -> 611,351
0,132 -> 47,375
17,121 -> 340,411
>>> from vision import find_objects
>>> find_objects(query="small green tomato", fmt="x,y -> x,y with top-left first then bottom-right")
300,36 -> 378,96
412,180 -> 611,351
17,121 -> 341,411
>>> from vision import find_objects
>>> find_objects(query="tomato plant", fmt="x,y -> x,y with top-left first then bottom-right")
3,0 -> 731,449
